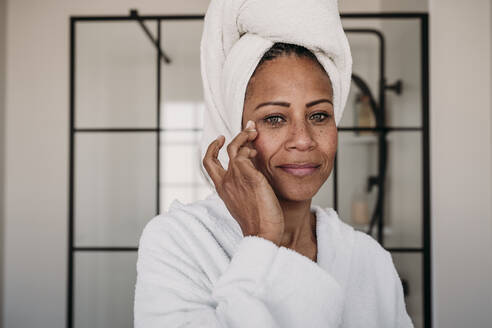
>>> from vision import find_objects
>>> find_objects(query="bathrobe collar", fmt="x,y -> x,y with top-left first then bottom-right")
201,191 -> 356,294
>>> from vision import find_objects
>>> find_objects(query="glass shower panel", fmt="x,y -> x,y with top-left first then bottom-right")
336,131 -> 422,247
341,18 -> 422,128
339,32 -> 380,129
75,21 -> 157,128
160,130 -> 211,211
161,132 -> 199,184
161,101 -> 204,130
74,252 -> 137,328
336,131 -> 380,232
74,132 -> 156,247
391,253 -> 424,328
384,131 -> 422,248
161,20 -> 204,105
159,20 -> 212,213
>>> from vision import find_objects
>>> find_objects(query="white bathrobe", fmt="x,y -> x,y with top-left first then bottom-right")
134,192 -> 414,328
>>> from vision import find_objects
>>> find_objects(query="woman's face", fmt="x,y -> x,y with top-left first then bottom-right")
242,54 -> 337,202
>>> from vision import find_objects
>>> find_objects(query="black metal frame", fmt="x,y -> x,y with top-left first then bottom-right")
68,12 -> 430,328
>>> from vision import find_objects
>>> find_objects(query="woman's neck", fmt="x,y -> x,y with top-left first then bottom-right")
278,198 -> 316,250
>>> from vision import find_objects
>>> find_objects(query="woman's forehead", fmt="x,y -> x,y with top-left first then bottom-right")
245,55 -> 333,101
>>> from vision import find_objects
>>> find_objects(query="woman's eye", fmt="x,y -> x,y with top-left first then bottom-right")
263,115 -> 285,126
310,112 -> 330,122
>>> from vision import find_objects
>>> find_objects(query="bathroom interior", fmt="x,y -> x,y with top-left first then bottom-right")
71,12 -> 427,328
1,1 -> 491,328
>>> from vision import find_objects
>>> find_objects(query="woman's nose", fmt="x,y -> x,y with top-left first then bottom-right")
285,121 -> 317,151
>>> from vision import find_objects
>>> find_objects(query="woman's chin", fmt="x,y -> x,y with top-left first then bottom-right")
273,182 -> 321,202
260,166 -> 329,202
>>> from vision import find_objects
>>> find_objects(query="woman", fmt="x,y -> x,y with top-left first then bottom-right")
204,43 -> 337,260
134,0 -> 413,327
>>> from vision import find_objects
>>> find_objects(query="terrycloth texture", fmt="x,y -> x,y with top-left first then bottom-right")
134,192 -> 414,328
199,0 -> 352,170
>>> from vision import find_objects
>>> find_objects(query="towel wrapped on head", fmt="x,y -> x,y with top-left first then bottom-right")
199,0 -> 352,173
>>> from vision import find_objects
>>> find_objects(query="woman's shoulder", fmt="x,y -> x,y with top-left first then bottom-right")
353,230 -> 391,259
314,205 -> 390,263
313,205 -> 395,280
347,229 -> 401,293
340,227 -> 411,326
143,192 -> 230,231
138,191 -> 242,261
135,192 -> 242,296
346,228 -> 395,281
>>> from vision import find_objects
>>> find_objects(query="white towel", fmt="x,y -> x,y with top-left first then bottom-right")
199,0 -> 352,170
134,192 -> 414,327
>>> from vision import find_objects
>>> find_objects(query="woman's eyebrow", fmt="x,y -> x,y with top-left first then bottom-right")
254,101 -> 290,110
306,98 -> 333,107
254,98 -> 333,111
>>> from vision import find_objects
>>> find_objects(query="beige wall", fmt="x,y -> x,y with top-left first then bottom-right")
339,0 -> 382,12
0,0 -> 7,326
380,0 -> 428,12
429,0 -> 492,327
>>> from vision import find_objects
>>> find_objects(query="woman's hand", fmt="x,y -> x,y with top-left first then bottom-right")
203,120 -> 285,246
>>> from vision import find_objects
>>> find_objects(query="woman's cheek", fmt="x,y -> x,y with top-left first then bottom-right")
252,128 -> 278,153
316,127 -> 338,150
252,135 -> 273,171
252,137 -> 266,161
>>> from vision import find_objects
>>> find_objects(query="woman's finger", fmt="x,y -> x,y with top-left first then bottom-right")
226,120 -> 258,160
233,146 -> 259,174
203,135 -> 226,187
234,152 -> 263,182
236,145 -> 257,159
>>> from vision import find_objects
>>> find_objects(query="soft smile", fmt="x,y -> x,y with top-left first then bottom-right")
277,163 -> 321,177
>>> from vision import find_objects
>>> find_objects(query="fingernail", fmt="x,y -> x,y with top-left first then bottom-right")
245,120 -> 256,130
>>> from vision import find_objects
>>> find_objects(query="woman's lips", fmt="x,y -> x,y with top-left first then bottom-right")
277,163 -> 321,177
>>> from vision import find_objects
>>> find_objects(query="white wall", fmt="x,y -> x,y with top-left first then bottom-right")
0,0 -> 7,325
429,0 -> 492,327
